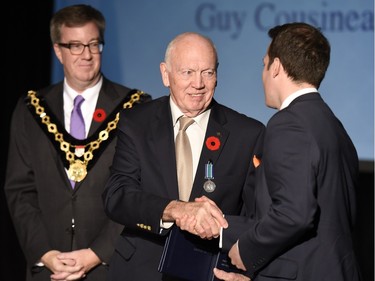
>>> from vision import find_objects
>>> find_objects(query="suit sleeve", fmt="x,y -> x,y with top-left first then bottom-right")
222,125 -> 265,250
102,109 -> 171,234
239,111 -> 319,277
4,98 -> 52,266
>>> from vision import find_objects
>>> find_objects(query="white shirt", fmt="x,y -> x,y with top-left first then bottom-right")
280,87 -> 318,110
160,98 -> 211,230
63,77 -> 102,187
63,77 -> 103,136
170,97 -> 211,181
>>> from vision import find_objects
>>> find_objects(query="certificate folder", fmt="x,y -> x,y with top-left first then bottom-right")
158,225 -> 243,281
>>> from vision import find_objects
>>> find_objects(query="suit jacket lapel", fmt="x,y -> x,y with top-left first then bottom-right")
150,97 -> 180,199
37,83 -> 71,188
191,101 -> 229,199
42,82 -> 65,128
88,77 -> 123,136
149,98 -> 230,200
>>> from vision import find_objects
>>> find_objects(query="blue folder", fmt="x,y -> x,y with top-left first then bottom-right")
158,225 -> 244,281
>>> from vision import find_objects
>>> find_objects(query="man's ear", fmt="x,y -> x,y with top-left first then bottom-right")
271,57 -> 281,78
160,62 -> 170,87
53,43 -> 63,64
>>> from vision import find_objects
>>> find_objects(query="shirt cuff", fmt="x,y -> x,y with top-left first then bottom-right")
160,219 -> 174,229
219,226 -> 223,248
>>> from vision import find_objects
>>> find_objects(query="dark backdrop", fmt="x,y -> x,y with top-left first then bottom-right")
1,2 -> 373,281
1,2 -> 53,280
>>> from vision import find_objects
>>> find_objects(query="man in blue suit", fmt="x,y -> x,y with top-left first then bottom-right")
102,32 -> 265,280
214,22 -> 362,281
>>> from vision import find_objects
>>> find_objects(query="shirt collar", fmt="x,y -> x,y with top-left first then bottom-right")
64,76 -> 103,105
170,97 -> 211,130
280,87 -> 318,110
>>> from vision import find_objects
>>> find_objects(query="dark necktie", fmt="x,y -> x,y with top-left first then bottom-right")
175,116 -> 195,201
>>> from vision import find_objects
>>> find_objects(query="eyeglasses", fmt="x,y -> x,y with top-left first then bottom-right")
58,41 -> 104,55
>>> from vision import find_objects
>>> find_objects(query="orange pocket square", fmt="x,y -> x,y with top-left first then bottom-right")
253,155 -> 261,168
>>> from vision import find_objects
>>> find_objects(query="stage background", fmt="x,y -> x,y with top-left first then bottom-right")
53,0 -> 374,162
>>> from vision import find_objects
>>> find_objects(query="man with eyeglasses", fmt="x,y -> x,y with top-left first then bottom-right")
57,41 -> 104,56
4,4 -> 150,281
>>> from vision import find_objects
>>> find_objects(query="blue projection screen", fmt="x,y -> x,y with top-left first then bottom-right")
53,0 -> 374,161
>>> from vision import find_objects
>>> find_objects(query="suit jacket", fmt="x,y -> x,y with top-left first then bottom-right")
4,77 -> 149,281
102,95 -> 265,280
224,93 -> 362,281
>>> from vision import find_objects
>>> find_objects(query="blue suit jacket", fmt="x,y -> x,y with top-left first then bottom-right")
102,95 -> 265,280
224,93 -> 362,281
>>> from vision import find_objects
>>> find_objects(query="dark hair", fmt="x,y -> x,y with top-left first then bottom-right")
50,4 -> 105,44
267,22 -> 330,88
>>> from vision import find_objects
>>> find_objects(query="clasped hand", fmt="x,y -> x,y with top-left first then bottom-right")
174,196 -> 228,239
41,248 -> 100,280
173,197 -> 250,281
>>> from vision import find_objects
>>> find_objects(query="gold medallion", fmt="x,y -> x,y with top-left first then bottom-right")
27,90 -> 144,183
68,160 -> 87,182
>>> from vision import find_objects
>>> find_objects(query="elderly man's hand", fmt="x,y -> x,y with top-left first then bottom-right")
164,196 -> 228,239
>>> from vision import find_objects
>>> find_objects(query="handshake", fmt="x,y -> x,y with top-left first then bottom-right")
163,195 -> 228,240
161,196 -> 251,281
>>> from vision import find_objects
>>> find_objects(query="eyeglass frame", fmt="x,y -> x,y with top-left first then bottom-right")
57,41 -> 105,55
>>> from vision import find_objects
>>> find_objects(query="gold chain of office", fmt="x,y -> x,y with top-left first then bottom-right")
27,90 -> 143,182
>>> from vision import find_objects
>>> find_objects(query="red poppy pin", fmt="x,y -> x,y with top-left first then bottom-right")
93,108 -> 106,122
205,136 -> 220,151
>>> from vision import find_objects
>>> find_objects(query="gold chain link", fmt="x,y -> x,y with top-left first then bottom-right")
27,90 -> 143,182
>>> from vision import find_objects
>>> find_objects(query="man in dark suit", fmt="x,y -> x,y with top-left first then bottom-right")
214,22 -> 362,281
3,5 -> 150,281
102,32 -> 265,280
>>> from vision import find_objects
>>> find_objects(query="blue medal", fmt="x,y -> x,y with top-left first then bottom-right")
203,161 -> 216,193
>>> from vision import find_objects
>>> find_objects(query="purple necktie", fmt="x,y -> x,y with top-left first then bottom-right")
70,95 -> 85,187
70,95 -> 86,139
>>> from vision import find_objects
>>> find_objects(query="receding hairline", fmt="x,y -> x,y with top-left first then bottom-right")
164,32 -> 218,69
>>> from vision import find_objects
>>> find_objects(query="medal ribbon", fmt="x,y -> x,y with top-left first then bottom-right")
204,161 -> 214,179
